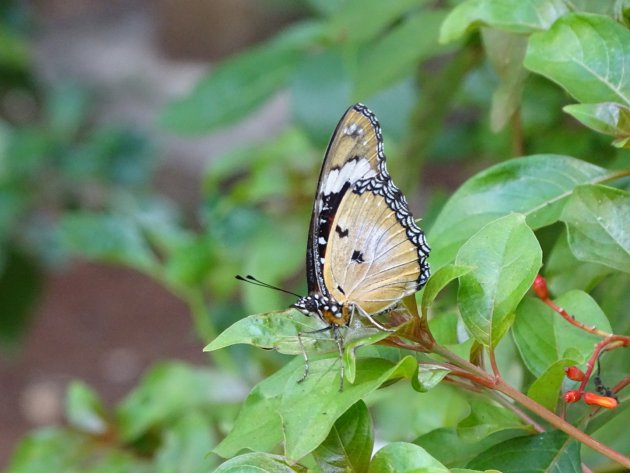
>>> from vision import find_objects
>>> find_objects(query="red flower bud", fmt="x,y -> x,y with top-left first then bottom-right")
532,274 -> 549,299
583,392 -> 618,409
564,366 -> 586,381
563,390 -> 581,403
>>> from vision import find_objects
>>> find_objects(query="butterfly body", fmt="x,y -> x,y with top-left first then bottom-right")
293,103 -> 430,331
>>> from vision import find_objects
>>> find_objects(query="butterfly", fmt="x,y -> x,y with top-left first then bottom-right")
292,103 -> 430,385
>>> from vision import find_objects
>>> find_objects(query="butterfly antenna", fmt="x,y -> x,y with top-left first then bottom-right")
235,274 -> 302,298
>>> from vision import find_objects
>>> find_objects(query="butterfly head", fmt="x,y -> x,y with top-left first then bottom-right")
293,293 -> 349,326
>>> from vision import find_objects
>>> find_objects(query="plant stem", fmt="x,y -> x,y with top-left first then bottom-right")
430,343 -> 630,468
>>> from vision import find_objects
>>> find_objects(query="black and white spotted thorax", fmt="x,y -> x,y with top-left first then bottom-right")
294,293 -> 342,318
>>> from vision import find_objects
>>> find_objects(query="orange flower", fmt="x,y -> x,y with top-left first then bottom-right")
583,392 -> 618,409
564,366 -> 586,381
563,390 -> 581,403
532,274 -> 548,299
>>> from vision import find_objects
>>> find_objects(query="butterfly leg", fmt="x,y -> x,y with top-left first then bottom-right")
297,325 -> 337,385
297,331 -> 310,384
352,304 -> 395,332
332,325 -> 345,391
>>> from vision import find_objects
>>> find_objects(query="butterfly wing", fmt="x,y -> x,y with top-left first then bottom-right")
317,105 -> 430,314
324,179 -> 429,314
306,104 -> 384,295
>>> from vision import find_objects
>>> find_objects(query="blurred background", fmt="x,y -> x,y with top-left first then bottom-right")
1,0 -> 621,470
1,0 -> 298,464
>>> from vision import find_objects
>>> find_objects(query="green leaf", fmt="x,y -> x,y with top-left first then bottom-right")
416,364 -> 451,392
205,308 -> 387,364
283,357 -> 418,461
457,399 -> 527,441
455,214 -> 542,347
116,362 -> 246,441
560,184 -> 630,273
421,264 -> 474,320
215,356 -> 419,461
428,155 -> 613,270
467,431 -> 581,472
563,102 -> 630,146
65,381 -> 108,435
354,9 -> 449,99
160,22 -> 323,133
512,292 -> 612,376
524,13 -> 630,106
368,442 -> 448,473
204,309 -> 337,355
545,228 -> 612,294
155,411 -> 217,473
416,428 -> 523,468
343,328 -> 392,384
526,358 -> 575,411
440,0 -> 569,43
312,401 -> 373,473
213,453 -> 305,473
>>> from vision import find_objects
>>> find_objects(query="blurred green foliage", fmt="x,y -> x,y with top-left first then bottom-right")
0,3 -> 157,350
4,0 -> 630,471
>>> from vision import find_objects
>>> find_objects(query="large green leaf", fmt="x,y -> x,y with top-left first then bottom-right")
368,442 -> 449,473
525,13 -> 630,106
467,431 -> 581,472
428,155 -> 613,270
560,184 -> 630,273
512,292 -> 612,376
214,356 -> 419,461
312,401 -> 373,473
455,214 -> 542,347
354,9 -> 449,99
440,0 -> 569,43
160,22 -> 323,133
